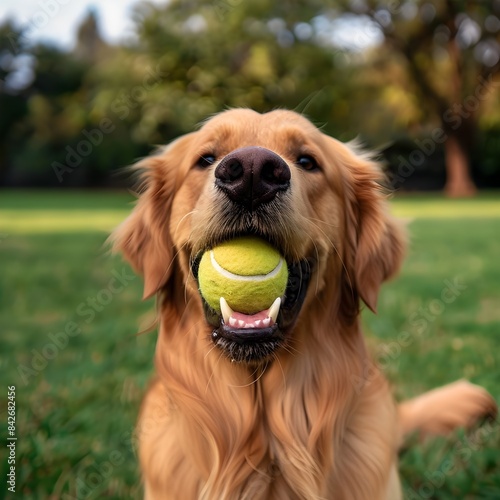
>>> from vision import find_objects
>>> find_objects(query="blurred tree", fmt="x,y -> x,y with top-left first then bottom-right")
347,0 -> 500,196
2,1 -> 500,190
0,22 -> 30,181
0,12 -> 146,187
75,8 -> 106,61
106,0 -> 354,141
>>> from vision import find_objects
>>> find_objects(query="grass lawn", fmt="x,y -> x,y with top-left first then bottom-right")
1,190 -> 499,499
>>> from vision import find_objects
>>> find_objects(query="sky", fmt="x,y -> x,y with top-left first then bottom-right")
0,0 -> 167,49
0,0 -> 382,51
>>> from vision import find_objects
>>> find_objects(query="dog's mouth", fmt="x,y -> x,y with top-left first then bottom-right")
191,239 -> 312,364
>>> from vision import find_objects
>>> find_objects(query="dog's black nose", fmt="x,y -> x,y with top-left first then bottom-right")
214,146 -> 291,210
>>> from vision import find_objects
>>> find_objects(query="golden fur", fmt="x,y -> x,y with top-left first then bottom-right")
113,109 -> 496,499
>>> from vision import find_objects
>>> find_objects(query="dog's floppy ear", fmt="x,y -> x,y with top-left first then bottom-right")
111,134 -> 193,299
343,146 -> 406,313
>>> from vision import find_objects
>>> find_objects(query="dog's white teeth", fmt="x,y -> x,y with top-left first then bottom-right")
222,296 -> 280,329
220,297 -> 234,325
268,297 -> 281,324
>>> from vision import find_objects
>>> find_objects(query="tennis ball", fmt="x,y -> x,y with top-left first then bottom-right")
198,236 -> 288,315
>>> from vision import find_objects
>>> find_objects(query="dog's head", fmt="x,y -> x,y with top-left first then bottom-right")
113,109 -> 405,364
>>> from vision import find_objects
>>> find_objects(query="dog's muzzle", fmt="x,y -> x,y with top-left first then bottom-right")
192,257 -> 312,364
191,146 -> 312,364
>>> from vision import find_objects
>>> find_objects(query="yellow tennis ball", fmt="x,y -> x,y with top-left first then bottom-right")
198,236 -> 288,315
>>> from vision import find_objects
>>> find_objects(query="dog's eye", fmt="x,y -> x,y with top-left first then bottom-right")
197,154 -> 216,169
296,155 -> 319,172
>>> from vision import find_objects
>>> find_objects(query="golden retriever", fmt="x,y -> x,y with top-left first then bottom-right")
113,109 -> 496,499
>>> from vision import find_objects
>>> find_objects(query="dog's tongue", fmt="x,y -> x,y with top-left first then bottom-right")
229,310 -> 272,329
221,297 -> 281,329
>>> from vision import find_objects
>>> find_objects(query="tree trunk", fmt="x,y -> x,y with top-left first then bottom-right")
443,134 -> 477,198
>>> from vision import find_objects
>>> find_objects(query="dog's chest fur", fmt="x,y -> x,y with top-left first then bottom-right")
139,361 -> 399,500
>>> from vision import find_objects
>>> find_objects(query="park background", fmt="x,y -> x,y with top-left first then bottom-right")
0,0 -> 499,498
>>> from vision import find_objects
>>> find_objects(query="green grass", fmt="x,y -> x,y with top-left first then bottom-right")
1,191 -> 499,499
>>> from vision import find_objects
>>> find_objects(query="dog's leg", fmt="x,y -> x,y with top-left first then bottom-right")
383,464 -> 402,500
398,379 -> 497,438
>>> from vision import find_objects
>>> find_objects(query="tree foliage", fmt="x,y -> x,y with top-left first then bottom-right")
1,1 -> 500,190
361,0 -> 500,195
